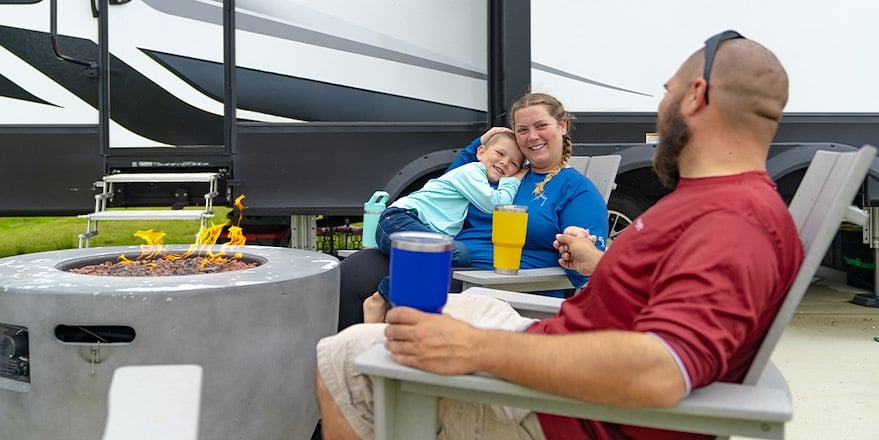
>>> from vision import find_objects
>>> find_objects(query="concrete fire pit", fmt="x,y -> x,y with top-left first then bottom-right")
0,245 -> 339,439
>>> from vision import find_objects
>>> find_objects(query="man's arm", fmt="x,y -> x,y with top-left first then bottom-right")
384,308 -> 687,408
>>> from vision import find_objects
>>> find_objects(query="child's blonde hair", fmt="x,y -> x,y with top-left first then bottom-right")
484,131 -> 516,148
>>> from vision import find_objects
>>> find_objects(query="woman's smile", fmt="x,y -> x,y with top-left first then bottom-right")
527,143 -> 547,152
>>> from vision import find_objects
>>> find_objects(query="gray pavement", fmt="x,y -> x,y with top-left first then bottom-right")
734,266 -> 879,439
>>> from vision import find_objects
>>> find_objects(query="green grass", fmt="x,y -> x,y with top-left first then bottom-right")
0,207 -> 233,258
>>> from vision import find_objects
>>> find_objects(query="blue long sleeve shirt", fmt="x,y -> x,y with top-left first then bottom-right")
450,137 -> 609,290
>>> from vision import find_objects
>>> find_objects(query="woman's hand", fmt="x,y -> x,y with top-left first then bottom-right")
480,126 -> 513,145
553,226 -> 604,276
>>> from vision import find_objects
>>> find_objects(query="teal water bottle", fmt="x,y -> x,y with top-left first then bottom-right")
361,191 -> 390,248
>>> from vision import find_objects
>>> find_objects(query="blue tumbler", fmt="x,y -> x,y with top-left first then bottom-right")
361,191 -> 390,248
389,231 -> 452,313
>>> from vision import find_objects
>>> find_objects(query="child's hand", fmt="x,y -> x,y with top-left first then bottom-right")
480,126 -> 513,145
513,166 -> 529,179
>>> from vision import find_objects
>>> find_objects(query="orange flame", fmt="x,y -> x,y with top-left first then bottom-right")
120,195 -> 249,265
234,194 -> 247,227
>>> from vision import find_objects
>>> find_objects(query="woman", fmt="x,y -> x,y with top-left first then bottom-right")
338,92 -> 608,329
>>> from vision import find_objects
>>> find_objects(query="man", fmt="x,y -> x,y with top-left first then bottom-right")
315,31 -> 803,439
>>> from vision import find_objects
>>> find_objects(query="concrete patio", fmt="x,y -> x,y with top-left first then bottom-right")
735,266 -> 879,439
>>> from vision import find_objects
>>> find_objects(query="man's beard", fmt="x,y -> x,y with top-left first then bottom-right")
652,96 -> 690,189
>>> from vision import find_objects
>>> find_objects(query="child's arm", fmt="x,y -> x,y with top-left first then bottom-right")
449,163 -> 522,214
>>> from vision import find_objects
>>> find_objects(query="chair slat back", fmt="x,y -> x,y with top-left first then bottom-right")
743,145 -> 876,385
570,155 -> 621,203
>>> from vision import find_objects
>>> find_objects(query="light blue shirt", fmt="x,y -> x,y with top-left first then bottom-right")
391,162 -> 521,236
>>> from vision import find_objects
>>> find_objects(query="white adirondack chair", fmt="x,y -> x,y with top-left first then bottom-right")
354,145 -> 877,439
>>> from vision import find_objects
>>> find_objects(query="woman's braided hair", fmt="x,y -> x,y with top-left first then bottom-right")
508,92 -> 575,196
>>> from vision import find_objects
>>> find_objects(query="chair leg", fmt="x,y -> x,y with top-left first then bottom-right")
852,207 -> 879,307
374,376 -> 438,440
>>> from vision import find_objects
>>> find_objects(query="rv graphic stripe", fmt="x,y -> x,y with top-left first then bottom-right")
0,25 -> 222,145
144,50 -> 485,123
143,0 -> 486,80
0,72 -> 57,107
531,62 -> 653,97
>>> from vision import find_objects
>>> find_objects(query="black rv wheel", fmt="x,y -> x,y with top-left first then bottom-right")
607,190 -> 651,245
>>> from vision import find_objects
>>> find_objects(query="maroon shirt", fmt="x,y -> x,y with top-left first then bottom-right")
528,171 -> 803,439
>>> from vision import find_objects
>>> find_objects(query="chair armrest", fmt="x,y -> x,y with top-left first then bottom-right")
463,287 -> 563,318
453,267 -> 573,292
845,205 -> 868,226
354,345 -> 791,440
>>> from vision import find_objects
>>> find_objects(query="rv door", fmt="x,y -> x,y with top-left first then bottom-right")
104,0 -> 225,151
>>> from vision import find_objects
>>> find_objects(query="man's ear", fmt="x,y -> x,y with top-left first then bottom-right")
683,78 -> 709,116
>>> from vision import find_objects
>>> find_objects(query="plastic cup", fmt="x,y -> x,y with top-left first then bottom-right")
492,205 -> 528,274
389,231 -> 452,313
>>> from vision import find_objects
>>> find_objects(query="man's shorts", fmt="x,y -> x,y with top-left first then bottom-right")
316,294 -> 545,439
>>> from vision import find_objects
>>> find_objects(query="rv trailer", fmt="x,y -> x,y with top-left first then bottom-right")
1,0 -> 877,246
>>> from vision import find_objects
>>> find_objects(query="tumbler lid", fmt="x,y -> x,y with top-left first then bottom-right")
494,204 -> 528,213
390,231 -> 453,252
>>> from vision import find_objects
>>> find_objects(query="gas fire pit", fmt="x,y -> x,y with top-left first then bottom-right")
0,245 -> 340,440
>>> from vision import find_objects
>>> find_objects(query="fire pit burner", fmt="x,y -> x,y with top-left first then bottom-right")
66,255 -> 260,276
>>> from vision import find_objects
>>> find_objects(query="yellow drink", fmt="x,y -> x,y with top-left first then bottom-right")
492,205 -> 528,274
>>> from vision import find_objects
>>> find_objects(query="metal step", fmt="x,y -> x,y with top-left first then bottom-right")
78,172 -> 222,248
78,211 -> 215,221
102,172 -> 220,183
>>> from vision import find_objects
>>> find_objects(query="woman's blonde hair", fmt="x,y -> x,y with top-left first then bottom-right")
508,92 -> 574,196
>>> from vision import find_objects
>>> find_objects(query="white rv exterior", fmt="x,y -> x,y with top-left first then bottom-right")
531,1 -> 879,114
1,0 -> 877,235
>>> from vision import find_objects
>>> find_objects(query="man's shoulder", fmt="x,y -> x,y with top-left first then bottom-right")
671,172 -> 786,213
643,179 -> 792,239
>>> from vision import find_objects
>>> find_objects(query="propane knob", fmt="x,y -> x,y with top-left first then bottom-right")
0,331 -> 29,359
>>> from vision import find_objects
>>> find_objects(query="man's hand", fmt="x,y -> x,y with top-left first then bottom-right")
383,307 -> 484,375
553,226 -> 604,276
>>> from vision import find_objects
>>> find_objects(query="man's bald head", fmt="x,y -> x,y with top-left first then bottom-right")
681,38 -> 789,142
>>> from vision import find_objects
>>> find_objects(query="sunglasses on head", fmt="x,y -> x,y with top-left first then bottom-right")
702,30 -> 745,105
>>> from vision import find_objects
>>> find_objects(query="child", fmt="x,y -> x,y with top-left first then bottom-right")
374,132 -> 527,300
